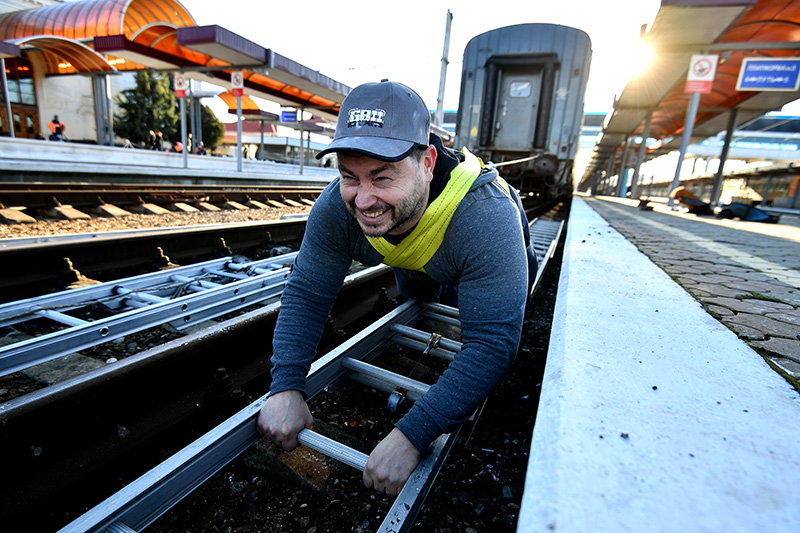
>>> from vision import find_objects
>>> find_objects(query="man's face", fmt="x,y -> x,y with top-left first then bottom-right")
338,146 -> 436,238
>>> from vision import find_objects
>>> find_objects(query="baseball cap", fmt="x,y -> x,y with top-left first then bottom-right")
316,80 -> 430,162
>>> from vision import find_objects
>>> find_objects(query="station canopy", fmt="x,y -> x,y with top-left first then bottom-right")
581,0 -> 800,186
0,0 -> 349,121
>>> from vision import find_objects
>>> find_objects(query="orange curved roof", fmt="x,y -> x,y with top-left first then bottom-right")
0,0 -> 346,118
7,35 -> 117,74
0,0 -> 196,41
635,0 -> 800,141
583,0 -> 800,184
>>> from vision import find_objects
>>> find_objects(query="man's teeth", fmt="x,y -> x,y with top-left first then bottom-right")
363,209 -> 387,219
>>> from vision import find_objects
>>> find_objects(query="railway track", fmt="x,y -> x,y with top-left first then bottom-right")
1,202 -> 567,532
0,182 -> 323,218
0,217 -> 308,302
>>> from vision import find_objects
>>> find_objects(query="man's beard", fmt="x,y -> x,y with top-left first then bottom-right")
345,183 -> 428,238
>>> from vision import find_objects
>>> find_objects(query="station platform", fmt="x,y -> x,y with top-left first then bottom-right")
0,137 -> 337,187
518,195 -> 800,532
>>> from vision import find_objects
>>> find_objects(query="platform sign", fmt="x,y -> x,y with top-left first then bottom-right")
231,70 -> 244,96
174,73 -> 187,98
281,109 -> 298,123
736,58 -> 800,92
685,54 -> 718,93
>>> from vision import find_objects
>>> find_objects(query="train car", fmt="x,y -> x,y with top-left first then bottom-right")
454,23 -> 592,200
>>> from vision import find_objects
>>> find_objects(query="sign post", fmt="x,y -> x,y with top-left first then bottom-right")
669,54 -> 718,207
174,73 -> 188,169
232,71 -> 243,172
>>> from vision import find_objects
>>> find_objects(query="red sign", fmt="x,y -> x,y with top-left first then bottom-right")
231,70 -> 244,97
174,73 -> 187,98
685,54 -> 718,94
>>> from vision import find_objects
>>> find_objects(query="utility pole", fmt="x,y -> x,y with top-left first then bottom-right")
435,10 -> 453,128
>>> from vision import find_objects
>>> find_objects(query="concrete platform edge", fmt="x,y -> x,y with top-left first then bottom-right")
518,196 -> 800,532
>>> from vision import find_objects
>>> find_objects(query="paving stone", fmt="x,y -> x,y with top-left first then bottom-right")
761,290 -> 800,307
751,337 -> 800,362
722,321 -> 766,341
701,296 -> 795,314
680,273 -> 749,284
724,313 -> 800,338
706,304 -> 736,316
724,280 -> 793,293
688,283 -> 749,298
767,356 -> 800,380
685,286 -> 712,299
765,310 -> 800,327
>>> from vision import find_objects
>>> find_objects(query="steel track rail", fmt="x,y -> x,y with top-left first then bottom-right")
0,182 -> 323,210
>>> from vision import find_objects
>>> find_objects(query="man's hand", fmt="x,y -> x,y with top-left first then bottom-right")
256,390 -> 313,451
363,428 -> 422,497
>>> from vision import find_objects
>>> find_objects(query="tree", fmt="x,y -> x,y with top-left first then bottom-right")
114,71 -> 178,146
114,71 -> 226,152
199,103 -> 225,152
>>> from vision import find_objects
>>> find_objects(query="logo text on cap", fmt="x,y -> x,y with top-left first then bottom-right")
347,108 -> 385,128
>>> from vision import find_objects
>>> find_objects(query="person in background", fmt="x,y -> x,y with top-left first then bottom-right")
257,80 -> 537,497
47,115 -> 66,141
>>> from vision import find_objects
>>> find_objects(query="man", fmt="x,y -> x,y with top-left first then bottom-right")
257,80 -> 536,497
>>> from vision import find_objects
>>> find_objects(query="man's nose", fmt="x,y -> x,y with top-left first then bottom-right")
354,183 -> 377,209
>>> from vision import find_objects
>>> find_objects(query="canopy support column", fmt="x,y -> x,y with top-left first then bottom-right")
668,91 -> 701,208
299,107 -> 305,175
616,137 -> 632,198
0,58 -> 13,138
630,110 -> 652,200
92,75 -> 113,146
710,107 -> 739,207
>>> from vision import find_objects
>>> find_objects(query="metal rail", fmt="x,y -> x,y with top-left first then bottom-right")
529,219 -> 565,293
0,253 -> 298,377
0,182 -> 323,210
59,300 -> 463,533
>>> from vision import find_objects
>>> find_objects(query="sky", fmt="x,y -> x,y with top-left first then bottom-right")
184,0 -> 664,118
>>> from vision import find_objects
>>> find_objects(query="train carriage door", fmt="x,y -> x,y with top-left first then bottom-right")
493,68 -> 542,150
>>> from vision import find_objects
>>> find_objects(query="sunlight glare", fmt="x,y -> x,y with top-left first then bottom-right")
625,41 -> 654,81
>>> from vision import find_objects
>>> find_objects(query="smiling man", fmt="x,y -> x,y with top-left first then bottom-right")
257,80 -> 537,497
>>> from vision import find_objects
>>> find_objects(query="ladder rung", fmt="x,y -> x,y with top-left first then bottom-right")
296,428 -> 368,471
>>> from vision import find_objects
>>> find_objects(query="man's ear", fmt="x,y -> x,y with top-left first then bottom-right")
421,145 -> 437,182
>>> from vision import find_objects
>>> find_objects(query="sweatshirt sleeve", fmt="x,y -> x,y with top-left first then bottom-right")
395,188 -> 529,452
268,184 -> 355,397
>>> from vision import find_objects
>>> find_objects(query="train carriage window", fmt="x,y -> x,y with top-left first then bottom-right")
509,81 -> 532,98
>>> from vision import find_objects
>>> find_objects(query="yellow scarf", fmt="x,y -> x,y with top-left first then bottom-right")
365,149 -> 484,273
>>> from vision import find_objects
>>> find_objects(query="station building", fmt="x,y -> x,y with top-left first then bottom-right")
0,0 -> 345,163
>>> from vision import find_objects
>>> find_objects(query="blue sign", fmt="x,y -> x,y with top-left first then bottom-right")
281,110 -> 298,123
736,58 -> 800,91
